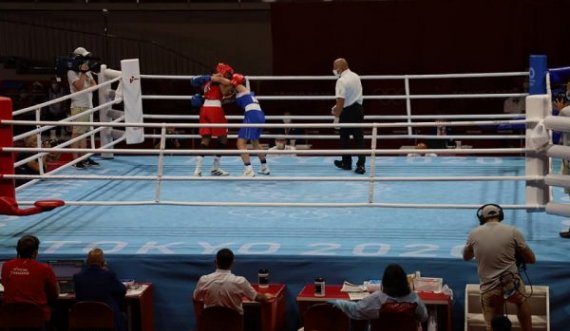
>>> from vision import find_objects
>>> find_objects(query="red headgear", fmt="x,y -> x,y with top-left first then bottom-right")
215,63 -> 234,78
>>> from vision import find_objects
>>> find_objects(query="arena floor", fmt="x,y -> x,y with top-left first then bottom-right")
1,156 -> 568,331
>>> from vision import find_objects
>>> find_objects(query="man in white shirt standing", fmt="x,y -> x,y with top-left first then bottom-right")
193,248 -> 271,315
67,47 -> 99,169
331,58 -> 366,174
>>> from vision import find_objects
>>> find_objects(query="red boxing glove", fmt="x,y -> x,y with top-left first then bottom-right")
231,73 -> 245,87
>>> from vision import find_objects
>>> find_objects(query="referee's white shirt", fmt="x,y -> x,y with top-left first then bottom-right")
335,69 -> 363,108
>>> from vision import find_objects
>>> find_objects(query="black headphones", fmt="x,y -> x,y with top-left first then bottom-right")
476,204 -> 504,225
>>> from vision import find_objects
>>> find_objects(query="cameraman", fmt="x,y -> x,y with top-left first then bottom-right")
67,47 -> 99,169
463,204 -> 536,331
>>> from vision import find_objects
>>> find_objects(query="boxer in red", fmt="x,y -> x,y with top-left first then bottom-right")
191,63 -> 234,176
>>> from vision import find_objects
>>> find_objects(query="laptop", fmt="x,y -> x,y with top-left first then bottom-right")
47,260 -> 84,294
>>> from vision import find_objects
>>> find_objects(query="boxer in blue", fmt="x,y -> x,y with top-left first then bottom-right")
226,74 -> 270,177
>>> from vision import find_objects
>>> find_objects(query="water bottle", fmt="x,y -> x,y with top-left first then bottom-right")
258,268 -> 269,288
314,277 -> 325,297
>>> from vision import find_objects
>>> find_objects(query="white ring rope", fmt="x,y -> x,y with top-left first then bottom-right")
140,72 -> 528,80
16,200 -> 543,210
142,114 -> 525,120
5,147 -> 529,155
12,76 -> 121,116
13,98 -> 120,143
15,134 -> 127,192
7,69 -> 537,210
13,116 -> 125,168
5,175 -> 543,182
142,134 -> 525,140
141,93 -> 525,101
4,119 -> 534,129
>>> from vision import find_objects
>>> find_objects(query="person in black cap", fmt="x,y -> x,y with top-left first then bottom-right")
68,46 -> 99,169
463,204 -> 536,331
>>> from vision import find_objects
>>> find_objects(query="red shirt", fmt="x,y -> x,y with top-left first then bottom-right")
203,82 -> 223,100
1,258 -> 59,321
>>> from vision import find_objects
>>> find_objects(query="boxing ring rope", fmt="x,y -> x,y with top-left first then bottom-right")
13,201 -> 544,209
143,114 -> 524,120
143,71 -> 528,137
1,60 -> 549,213
542,64 -> 570,217
141,115 -> 526,141
3,119 -> 539,209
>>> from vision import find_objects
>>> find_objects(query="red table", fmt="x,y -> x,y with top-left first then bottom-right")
297,284 -> 452,331
194,283 -> 286,331
56,282 -> 154,331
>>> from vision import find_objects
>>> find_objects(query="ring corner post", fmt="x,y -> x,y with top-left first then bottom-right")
526,54 -> 550,207
120,58 -> 145,145
0,96 -> 16,200
98,64 -> 115,159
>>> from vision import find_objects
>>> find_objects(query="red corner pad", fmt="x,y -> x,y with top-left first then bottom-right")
0,196 -> 65,216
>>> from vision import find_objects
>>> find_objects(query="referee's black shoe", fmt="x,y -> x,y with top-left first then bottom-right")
85,158 -> 100,167
334,160 -> 351,170
72,161 -> 88,170
355,165 -> 366,175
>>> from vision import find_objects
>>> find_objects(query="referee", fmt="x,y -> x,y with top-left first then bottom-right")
331,58 -> 366,174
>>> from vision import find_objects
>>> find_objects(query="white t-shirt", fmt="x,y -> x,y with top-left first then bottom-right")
335,69 -> 363,108
67,70 -> 94,108
503,97 -> 525,114
464,222 -> 529,292
269,145 -> 296,151
193,269 -> 257,315
407,153 -> 437,157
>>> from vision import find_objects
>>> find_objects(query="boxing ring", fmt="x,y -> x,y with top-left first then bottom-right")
1,57 -> 570,330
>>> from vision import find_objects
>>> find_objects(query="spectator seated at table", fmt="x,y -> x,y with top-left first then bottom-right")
272,111 -> 305,147
193,248 -> 272,315
15,135 -> 60,186
1,235 -> 59,324
406,143 -> 437,157
269,136 -> 296,152
329,264 -> 428,323
73,248 -> 127,331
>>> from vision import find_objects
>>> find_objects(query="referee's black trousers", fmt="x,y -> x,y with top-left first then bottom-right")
339,102 -> 365,167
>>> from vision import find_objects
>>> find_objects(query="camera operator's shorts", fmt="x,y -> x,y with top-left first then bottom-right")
199,105 -> 227,137
70,107 -> 91,134
480,277 -> 528,329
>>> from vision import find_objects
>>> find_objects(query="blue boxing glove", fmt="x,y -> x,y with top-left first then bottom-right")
191,94 -> 204,109
191,75 -> 211,87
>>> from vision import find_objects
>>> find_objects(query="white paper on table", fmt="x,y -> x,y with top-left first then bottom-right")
348,292 -> 370,300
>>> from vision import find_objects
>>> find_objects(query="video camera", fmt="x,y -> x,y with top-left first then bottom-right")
55,53 -> 101,79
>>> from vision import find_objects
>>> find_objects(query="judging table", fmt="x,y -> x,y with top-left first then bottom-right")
296,284 -> 452,331
194,283 -> 286,331
57,282 -> 154,331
